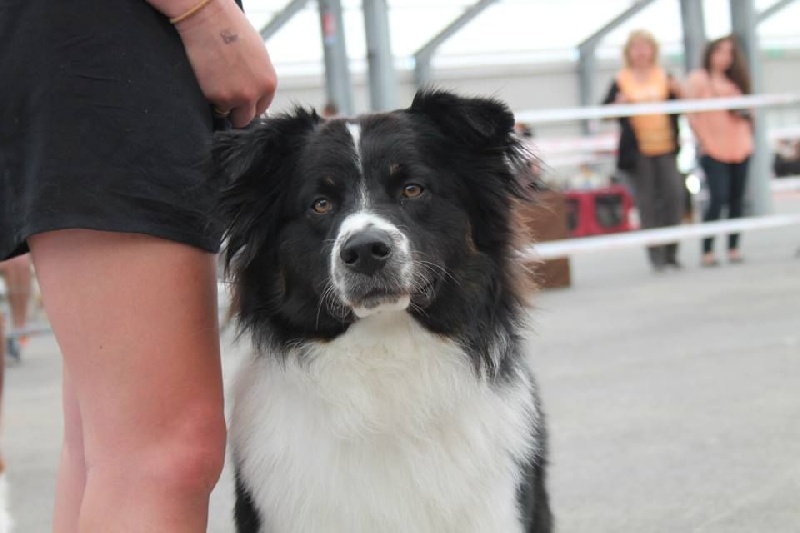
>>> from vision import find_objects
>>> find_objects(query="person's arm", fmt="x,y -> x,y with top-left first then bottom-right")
145,0 -> 212,20
603,80 -> 631,105
664,74 -> 682,153
683,70 -> 710,100
667,74 -> 683,100
683,70 -> 713,150
145,0 -> 277,128
602,81 -> 619,106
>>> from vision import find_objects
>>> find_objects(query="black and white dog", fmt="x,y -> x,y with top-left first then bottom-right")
214,89 -> 552,533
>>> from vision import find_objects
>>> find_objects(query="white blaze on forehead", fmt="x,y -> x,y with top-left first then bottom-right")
346,123 -> 361,159
346,122 -> 368,209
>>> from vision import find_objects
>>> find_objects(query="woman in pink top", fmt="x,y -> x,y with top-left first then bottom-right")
685,35 -> 754,266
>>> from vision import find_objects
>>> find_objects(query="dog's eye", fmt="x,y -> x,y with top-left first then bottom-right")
402,184 -> 424,199
311,197 -> 334,214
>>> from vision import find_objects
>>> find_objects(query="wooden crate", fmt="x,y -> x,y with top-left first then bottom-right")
514,191 -> 572,290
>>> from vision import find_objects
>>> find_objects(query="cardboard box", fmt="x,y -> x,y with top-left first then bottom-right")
514,191 -> 572,290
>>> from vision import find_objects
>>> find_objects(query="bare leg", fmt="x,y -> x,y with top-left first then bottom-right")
2,255 -> 31,331
30,230 -> 226,533
0,315 -> 4,445
52,370 -> 85,533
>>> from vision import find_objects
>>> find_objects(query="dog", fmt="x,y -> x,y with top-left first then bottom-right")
213,89 -> 552,533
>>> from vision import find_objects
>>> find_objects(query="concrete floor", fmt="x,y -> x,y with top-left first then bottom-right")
4,197 -> 799,532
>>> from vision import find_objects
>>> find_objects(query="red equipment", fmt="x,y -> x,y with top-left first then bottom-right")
564,185 -> 634,237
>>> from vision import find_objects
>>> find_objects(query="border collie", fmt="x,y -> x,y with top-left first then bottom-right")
214,89 -> 552,533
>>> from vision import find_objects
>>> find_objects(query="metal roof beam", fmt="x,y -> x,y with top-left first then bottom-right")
757,0 -> 797,23
413,0 -> 501,87
260,0 -> 310,40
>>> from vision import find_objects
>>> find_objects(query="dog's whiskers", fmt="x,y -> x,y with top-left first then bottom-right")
413,255 -> 460,287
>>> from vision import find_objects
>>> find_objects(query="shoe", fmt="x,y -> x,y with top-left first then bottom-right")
701,257 -> 720,268
5,338 -> 21,363
728,252 -> 745,264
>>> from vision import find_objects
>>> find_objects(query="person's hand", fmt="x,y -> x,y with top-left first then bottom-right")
171,0 -> 278,128
684,69 -> 708,100
667,77 -> 683,98
614,93 -> 631,104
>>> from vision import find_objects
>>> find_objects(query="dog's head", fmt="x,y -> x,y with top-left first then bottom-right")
215,89 -> 531,349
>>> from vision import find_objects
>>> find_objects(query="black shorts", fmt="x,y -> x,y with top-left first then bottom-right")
0,0 -> 224,260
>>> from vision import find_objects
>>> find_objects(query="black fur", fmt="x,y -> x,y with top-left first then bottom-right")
517,406 -> 553,532
215,88 -> 551,532
234,468 -> 261,533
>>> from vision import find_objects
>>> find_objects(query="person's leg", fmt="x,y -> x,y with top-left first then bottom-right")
1,255 -> 32,361
700,155 -> 729,263
0,314 -> 4,453
29,229 -> 225,533
654,154 -> 685,266
727,157 -> 750,259
2,255 -> 31,331
632,155 -> 664,268
52,370 -> 86,533
0,314 -> 4,483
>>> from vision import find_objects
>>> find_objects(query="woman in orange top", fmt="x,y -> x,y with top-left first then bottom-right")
685,35 -> 754,266
604,30 -> 685,272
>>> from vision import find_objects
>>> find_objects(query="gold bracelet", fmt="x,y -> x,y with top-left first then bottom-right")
169,0 -> 215,24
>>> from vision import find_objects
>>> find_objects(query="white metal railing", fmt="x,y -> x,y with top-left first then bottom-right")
523,213 -> 800,261
516,93 -> 800,260
514,93 -> 800,124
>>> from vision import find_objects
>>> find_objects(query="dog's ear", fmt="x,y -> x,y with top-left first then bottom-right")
409,88 -> 516,150
409,89 -> 537,256
408,88 -> 534,198
213,108 -> 321,273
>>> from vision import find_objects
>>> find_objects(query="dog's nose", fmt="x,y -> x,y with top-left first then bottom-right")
340,229 -> 393,276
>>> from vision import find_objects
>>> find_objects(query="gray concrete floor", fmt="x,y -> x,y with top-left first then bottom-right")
4,196 -> 799,532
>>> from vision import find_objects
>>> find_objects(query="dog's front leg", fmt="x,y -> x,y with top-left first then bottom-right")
234,468 -> 262,533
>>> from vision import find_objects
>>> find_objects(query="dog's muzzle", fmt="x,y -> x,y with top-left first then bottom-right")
331,214 -> 413,318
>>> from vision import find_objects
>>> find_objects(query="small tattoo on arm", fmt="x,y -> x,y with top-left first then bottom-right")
220,29 -> 239,44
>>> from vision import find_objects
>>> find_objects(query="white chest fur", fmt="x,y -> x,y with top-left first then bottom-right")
231,313 -> 538,533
